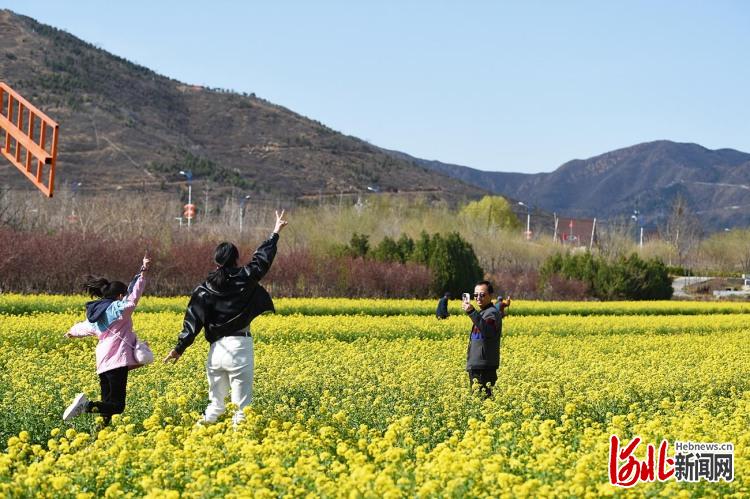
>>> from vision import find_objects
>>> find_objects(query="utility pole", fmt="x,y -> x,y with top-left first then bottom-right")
518,201 -> 531,240
204,186 -> 210,219
180,170 -> 194,229
553,212 -> 558,243
239,195 -> 250,233
187,183 -> 192,228
590,218 -> 596,250
631,209 -> 640,247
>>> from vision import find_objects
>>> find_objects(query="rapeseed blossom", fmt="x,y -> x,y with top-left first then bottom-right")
0,297 -> 748,496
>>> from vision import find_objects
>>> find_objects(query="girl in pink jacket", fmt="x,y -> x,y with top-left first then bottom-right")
63,254 -> 150,425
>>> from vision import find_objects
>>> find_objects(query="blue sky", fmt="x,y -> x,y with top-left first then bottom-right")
5,1 -> 750,173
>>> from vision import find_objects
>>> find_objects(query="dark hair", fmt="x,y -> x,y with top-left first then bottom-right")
207,242 -> 240,290
475,280 -> 494,294
83,275 -> 127,299
444,292 -> 452,298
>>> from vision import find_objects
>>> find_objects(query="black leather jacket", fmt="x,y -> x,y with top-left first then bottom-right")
173,233 -> 279,354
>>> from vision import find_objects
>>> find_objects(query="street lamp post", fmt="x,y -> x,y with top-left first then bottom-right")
518,201 -> 531,240
179,170 -> 193,228
239,195 -> 250,233
68,181 -> 83,225
631,210 -> 641,248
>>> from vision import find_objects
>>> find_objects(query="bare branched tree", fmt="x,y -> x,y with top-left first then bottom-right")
595,216 -> 637,260
698,229 -> 750,275
0,188 -> 32,230
662,195 -> 702,268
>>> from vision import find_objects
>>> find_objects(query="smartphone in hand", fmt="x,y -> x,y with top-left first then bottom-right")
462,292 -> 471,303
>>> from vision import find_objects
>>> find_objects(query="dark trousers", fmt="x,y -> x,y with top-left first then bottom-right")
86,366 -> 128,425
468,369 -> 497,399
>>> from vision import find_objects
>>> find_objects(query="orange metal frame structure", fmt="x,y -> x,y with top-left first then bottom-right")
0,82 -> 60,197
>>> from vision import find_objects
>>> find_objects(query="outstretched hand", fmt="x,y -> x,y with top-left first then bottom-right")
163,349 -> 181,364
142,251 -> 151,272
273,209 -> 289,234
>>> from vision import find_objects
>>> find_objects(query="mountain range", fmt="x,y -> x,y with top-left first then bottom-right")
1,9 -> 748,231
390,141 -> 750,230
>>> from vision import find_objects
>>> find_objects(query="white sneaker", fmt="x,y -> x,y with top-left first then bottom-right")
63,393 -> 89,421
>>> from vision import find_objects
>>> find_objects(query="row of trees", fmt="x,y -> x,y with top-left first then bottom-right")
7,185 -> 746,273
3,186 -> 748,298
539,251 -> 673,300
336,232 -> 483,297
339,230 -> 675,300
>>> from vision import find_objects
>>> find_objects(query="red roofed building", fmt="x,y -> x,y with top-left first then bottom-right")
556,216 -> 597,247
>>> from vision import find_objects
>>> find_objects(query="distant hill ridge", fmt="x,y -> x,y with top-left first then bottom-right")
0,9 -> 479,200
391,140 -> 750,231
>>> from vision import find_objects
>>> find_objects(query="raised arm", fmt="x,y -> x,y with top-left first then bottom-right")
109,254 -> 150,322
243,210 -> 288,281
126,253 -> 151,305
498,296 -> 511,318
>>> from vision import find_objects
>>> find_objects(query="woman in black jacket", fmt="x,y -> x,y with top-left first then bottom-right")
164,210 -> 287,424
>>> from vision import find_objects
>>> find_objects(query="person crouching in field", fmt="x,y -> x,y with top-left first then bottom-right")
63,253 -> 151,425
164,210 -> 288,425
462,280 -> 502,398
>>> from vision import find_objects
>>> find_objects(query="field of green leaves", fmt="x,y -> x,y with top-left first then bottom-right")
1,294 -> 748,497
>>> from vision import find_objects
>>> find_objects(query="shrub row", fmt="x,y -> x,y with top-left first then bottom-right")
335,231 -> 483,297
0,228 -> 431,298
540,251 -> 673,300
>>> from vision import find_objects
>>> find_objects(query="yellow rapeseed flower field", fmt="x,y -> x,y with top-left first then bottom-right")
3,293 -> 750,316
1,297 -> 748,497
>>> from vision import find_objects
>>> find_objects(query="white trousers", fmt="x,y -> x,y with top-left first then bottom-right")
204,335 -> 254,424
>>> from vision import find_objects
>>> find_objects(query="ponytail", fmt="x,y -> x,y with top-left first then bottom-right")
207,267 -> 230,290
207,242 -> 239,290
83,275 -> 108,297
83,275 -> 127,299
